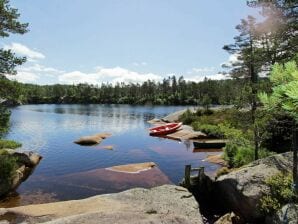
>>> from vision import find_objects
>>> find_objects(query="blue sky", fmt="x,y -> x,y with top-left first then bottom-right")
3,0 -> 259,85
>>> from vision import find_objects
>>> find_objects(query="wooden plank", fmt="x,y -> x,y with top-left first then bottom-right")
184,165 -> 191,188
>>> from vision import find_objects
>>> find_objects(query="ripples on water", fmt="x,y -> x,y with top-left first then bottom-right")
1,104 -> 220,207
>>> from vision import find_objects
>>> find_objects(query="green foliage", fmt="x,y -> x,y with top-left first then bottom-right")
0,154 -> 18,187
179,108 -> 214,125
201,95 -> 212,110
191,109 -> 275,167
0,139 -> 21,149
259,61 -> 298,121
0,0 -> 28,76
259,172 -> 297,215
262,112 -> 293,153
3,76 -> 271,105
0,105 -> 10,135
226,145 -> 273,168
179,109 -> 197,125
194,123 -> 225,138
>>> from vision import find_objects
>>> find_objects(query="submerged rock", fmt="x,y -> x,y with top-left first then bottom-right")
0,185 -> 204,224
215,152 -> 293,222
106,162 -> 156,173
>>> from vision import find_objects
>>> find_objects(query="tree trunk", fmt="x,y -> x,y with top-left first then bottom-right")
293,121 -> 298,193
250,63 -> 258,160
250,38 -> 258,160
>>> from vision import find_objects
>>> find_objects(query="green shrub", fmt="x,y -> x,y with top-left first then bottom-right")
195,108 -> 214,116
0,149 -> 9,155
179,109 -> 197,125
0,105 -> 10,135
193,123 -> 224,138
233,147 -> 273,167
0,154 -> 18,186
259,172 -> 297,215
224,143 -> 273,168
223,143 -> 239,167
0,139 -> 22,149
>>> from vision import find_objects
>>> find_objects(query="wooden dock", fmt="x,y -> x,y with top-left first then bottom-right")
180,164 -> 206,189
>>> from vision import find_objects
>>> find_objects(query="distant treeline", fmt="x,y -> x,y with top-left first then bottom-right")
1,76 -> 271,106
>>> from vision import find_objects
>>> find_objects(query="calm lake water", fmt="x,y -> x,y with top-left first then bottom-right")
1,104 -> 220,207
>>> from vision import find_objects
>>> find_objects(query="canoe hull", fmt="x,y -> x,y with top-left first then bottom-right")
193,140 -> 226,149
149,123 -> 182,136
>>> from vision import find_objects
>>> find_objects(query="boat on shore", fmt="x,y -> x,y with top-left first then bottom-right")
193,139 -> 227,149
149,122 -> 182,136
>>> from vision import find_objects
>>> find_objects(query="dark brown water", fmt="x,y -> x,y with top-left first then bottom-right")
1,104 -> 220,207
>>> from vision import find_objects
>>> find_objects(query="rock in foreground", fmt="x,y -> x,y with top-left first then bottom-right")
215,152 -> 293,222
0,150 -> 42,198
0,185 -> 203,224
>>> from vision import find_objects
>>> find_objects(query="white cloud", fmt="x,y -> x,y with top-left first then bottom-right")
9,71 -> 40,83
59,67 -> 162,85
186,73 -> 229,82
19,64 -> 64,77
6,63 -> 65,83
221,53 -> 241,68
132,62 -> 147,66
187,67 -> 215,74
4,43 -> 45,61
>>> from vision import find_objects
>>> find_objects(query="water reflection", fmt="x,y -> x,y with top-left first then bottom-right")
2,104 -> 221,207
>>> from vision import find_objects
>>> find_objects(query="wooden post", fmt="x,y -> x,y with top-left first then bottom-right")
198,166 -> 205,182
185,165 -> 191,188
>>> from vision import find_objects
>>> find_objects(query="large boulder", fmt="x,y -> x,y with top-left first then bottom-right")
0,151 -> 42,198
0,185 -> 204,224
215,152 -> 293,222
269,203 -> 298,224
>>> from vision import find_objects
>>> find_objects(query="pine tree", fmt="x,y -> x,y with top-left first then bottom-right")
0,0 -> 29,76
259,60 -> 298,192
223,16 -> 262,159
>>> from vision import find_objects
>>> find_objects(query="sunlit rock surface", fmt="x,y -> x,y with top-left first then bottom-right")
215,152 -> 293,222
0,185 -> 203,224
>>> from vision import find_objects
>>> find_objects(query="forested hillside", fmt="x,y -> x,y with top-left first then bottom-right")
1,76 -> 271,105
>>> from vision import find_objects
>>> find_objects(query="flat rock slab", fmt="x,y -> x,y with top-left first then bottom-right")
203,153 -> 226,166
0,185 -> 203,224
162,109 -> 196,123
166,127 -> 206,140
148,122 -> 206,141
147,119 -> 167,125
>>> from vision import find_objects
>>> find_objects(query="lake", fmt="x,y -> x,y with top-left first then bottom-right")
1,104 -> 220,207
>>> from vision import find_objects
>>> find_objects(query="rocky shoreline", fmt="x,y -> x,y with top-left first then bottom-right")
0,150 -> 42,198
1,109 -> 297,223
1,152 -> 296,223
187,152 -> 298,224
0,185 -> 203,224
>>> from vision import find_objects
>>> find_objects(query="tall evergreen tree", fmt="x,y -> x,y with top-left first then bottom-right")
0,0 -> 28,133
247,0 -> 298,65
0,0 -> 29,77
223,16 -> 262,159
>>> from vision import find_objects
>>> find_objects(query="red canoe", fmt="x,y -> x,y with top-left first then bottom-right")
149,122 -> 182,136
